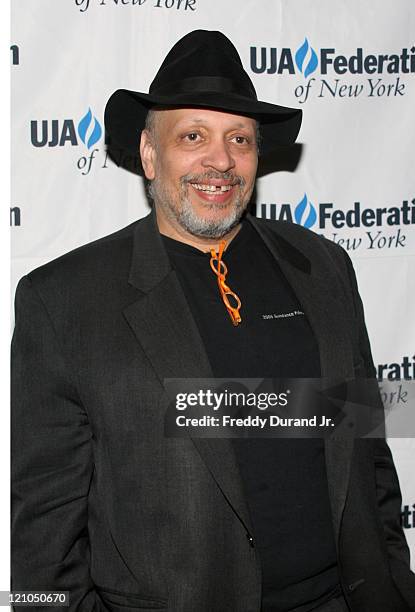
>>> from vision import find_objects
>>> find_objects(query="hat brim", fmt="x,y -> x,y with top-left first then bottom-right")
104,88 -> 302,157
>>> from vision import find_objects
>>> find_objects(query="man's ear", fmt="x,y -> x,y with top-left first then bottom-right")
140,129 -> 156,180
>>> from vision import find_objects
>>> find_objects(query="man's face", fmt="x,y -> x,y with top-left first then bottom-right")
140,107 -> 258,239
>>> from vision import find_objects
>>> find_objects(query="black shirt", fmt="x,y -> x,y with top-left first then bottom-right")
162,221 -> 340,611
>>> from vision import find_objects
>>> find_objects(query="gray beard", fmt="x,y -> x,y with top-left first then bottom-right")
148,172 -> 249,239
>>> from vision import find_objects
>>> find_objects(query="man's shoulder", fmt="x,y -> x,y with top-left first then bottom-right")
251,216 -> 347,264
24,217 -> 143,292
251,216 -> 358,314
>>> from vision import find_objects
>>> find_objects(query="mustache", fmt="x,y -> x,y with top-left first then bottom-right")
180,171 -> 245,187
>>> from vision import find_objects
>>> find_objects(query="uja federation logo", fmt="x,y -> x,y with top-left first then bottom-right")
250,39 -> 414,102
258,195 -> 415,252
31,108 -> 104,175
30,107 -> 141,175
258,194 -> 317,229
31,107 -> 102,149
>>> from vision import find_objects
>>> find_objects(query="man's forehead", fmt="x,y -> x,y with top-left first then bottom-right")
154,107 -> 257,130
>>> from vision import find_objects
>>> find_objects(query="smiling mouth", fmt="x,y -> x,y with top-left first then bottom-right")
191,183 -> 233,193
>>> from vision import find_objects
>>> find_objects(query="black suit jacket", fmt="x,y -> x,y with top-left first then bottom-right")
11,211 -> 415,611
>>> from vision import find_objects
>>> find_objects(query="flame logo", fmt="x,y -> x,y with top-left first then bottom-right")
77,108 -> 102,149
294,194 -> 317,229
295,38 -> 318,78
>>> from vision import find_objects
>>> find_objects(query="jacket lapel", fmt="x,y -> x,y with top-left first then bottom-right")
122,211 -> 255,536
248,214 -> 355,546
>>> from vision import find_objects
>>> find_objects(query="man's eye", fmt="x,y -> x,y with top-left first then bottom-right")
232,136 -> 249,145
184,133 -> 201,142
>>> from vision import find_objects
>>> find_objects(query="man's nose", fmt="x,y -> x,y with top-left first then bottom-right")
201,138 -> 236,173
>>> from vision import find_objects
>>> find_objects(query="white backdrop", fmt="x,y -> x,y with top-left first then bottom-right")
11,0 -> 415,564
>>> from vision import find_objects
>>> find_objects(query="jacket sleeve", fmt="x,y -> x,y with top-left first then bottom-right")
11,275 -> 104,611
341,249 -> 415,609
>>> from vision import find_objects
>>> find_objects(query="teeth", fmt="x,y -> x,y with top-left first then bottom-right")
191,183 -> 233,192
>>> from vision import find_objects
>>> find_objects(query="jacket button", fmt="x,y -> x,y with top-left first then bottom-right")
246,533 -> 254,547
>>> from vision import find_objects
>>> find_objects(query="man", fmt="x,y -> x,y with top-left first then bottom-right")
11,30 -> 415,612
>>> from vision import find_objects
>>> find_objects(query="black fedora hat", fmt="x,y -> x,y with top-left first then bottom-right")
104,30 -> 302,156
